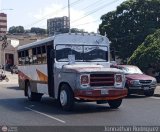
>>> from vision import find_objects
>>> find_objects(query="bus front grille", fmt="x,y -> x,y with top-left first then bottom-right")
90,74 -> 114,87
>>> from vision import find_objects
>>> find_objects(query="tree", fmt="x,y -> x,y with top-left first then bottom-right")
99,0 -> 160,62
54,28 -> 86,34
128,29 -> 160,70
58,28 -> 69,33
30,27 -> 46,34
9,26 -> 25,33
71,28 -> 85,33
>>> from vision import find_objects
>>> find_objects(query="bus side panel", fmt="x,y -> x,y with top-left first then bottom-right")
18,64 -> 49,95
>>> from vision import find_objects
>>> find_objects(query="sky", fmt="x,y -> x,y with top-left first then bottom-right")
0,0 -> 126,33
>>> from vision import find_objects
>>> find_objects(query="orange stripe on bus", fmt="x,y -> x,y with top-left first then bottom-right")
18,70 -> 32,80
36,69 -> 48,83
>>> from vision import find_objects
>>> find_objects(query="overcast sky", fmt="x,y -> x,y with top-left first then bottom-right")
0,0 -> 126,32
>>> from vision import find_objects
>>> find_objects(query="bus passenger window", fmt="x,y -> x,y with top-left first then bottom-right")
32,48 -> 37,64
28,49 -> 33,64
37,47 -> 42,64
21,51 -> 25,65
18,52 -> 22,65
41,45 -> 47,64
25,50 -> 29,65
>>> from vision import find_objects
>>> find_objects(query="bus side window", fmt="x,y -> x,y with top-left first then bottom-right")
32,48 -> 37,64
37,47 -> 42,64
25,50 -> 29,65
21,51 -> 25,65
18,52 -> 22,65
29,49 -> 33,64
42,45 -> 47,64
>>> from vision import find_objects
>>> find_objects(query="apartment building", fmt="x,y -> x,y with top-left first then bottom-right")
0,13 -> 7,35
47,16 -> 69,35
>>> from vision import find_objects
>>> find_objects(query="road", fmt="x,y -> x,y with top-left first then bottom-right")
0,73 -> 160,132
0,83 -> 160,127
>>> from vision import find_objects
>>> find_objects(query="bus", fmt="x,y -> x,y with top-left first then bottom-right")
17,33 -> 127,111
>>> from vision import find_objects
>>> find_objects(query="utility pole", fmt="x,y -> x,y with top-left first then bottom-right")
0,35 -> 8,74
68,0 -> 71,33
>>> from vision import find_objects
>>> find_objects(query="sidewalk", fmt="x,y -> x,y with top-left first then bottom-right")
0,71 -> 18,85
154,84 -> 160,97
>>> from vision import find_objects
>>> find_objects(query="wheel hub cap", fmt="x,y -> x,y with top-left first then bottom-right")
60,90 -> 67,106
28,86 -> 31,97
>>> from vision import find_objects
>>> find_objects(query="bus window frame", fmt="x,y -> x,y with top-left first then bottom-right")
55,44 -> 108,62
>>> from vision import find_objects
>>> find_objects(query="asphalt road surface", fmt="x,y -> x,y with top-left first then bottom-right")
0,83 -> 160,128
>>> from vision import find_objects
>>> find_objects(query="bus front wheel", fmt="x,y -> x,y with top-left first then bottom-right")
59,84 -> 74,111
108,99 -> 122,109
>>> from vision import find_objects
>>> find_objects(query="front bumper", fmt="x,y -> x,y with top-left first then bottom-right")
74,88 -> 127,101
128,84 -> 156,94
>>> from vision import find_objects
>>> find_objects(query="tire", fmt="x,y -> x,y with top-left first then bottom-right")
144,90 -> 154,97
26,82 -> 42,101
108,99 -> 122,109
125,84 -> 131,96
59,84 -> 74,111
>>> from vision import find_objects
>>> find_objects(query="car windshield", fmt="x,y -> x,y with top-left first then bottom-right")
56,45 -> 108,62
120,66 -> 143,74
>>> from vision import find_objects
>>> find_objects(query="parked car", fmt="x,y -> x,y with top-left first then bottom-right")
115,65 -> 157,96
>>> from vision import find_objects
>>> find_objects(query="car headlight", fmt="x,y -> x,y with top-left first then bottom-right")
152,78 -> 157,84
130,80 -> 140,85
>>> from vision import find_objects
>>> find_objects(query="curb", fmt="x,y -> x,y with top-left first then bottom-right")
154,94 -> 160,97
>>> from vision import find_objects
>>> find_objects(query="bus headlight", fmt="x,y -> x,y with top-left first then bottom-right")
80,74 -> 90,88
114,74 -> 123,88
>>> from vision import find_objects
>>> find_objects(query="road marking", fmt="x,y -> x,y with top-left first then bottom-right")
149,97 -> 160,100
25,107 -> 66,124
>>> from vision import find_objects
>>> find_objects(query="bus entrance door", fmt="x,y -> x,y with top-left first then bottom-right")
47,44 -> 54,97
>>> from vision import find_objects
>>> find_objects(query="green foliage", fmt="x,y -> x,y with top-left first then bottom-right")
71,28 -> 85,33
128,29 -> 160,69
9,26 -> 25,33
99,0 -> 160,61
30,27 -> 46,34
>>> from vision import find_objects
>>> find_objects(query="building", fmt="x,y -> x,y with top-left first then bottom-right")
0,13 -> 7,35
0,13 -> 7,67
47,16 -> 69,35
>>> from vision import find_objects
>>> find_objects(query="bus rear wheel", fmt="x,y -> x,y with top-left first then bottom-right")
59,84 -> 74,111
26,82 -> 42,101
108,99 -> 122,109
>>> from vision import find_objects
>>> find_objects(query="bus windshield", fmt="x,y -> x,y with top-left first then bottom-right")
56,45 -> 108,62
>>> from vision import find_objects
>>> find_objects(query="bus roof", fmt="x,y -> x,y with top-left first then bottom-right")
17,36 -> 54,51
17,33 -> 109,51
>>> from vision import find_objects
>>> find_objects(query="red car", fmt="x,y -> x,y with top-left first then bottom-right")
115,65 -> 157,96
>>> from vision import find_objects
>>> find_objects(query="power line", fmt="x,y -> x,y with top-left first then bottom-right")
25,0 -> 83,28
73,0 -> 106,11
25,0 -> 121,31
72,19 -> 101,27
71,0 -> 120,24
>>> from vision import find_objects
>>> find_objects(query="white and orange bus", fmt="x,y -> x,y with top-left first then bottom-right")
18,33 -> 127,111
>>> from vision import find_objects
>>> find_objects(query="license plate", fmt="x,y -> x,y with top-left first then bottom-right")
101,89 -> 108,95
144,87 -> 149,90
